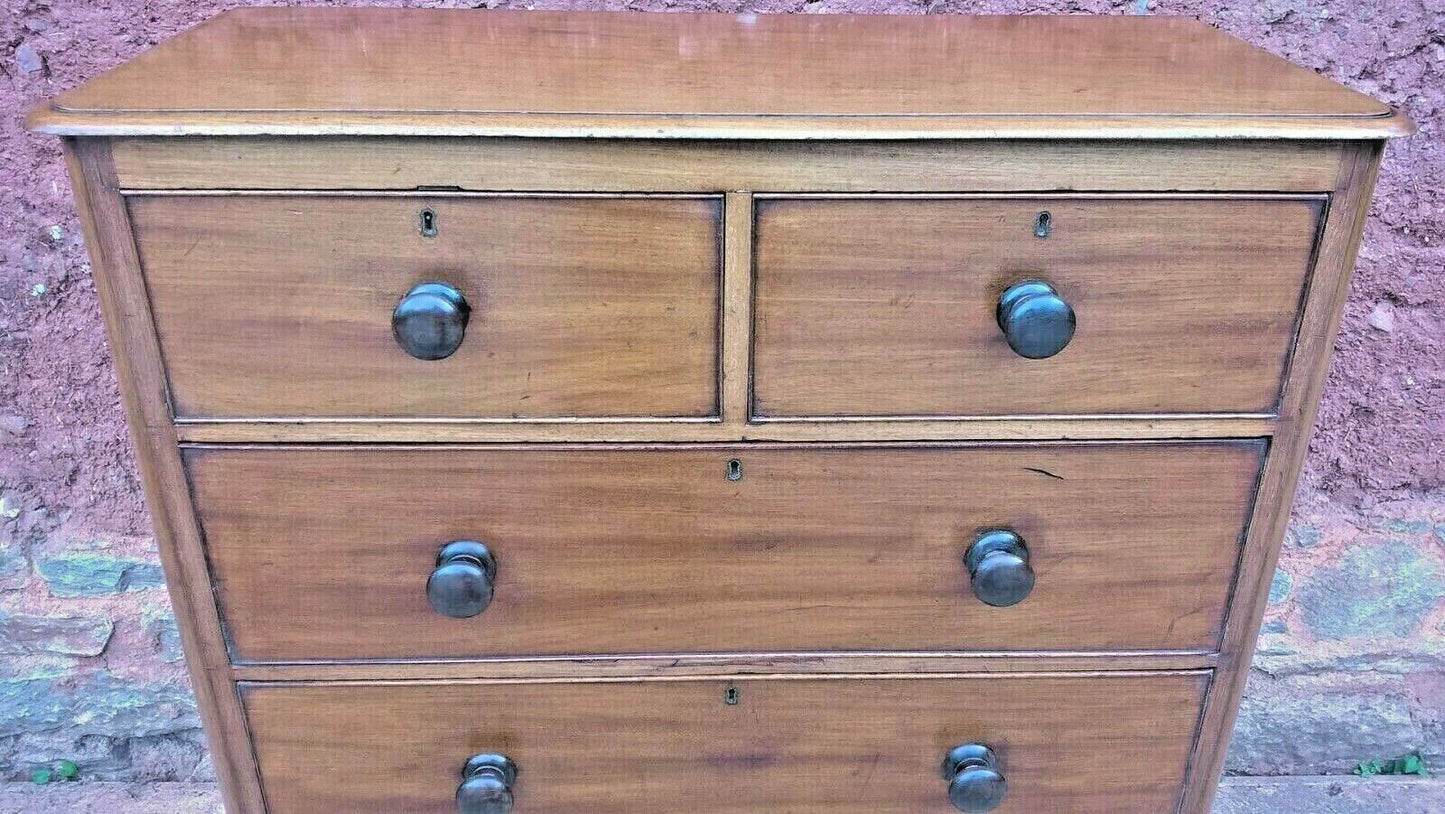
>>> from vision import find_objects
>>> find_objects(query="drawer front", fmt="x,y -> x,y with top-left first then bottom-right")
188,443 -> 1263,662
242,673 -> 1208,813
130,194 -> 721,419
753,196 -> 1321,417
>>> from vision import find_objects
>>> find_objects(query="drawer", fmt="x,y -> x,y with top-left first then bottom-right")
242,672 -> 1209,812
129,194 -> 721,419
753,195 -> 1322,417
188,443 -> 1263,662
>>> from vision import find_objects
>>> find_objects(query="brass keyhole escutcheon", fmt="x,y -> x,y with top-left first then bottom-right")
1033,211 -> 1052,239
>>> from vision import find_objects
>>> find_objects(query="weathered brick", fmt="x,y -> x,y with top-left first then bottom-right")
1286,524 -> 1323,549
3,731 -> 130,780
1226,672 -> 1431,775
0,613 -> 113,657
142,611 -> 184,664
0,671 -> 199,741
125,732 -> 207,782
1255,639 -> 1445,678
0,674 -> 71,738
0,548 -> 27,591
1260,619 -> 1290,635
1267,569 -> 1293,605
190,751 -> 216,783
34,539 -> 165,598
1298,542 -> 1445,640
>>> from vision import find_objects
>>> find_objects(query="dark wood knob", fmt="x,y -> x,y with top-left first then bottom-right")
457,754 -> 517,814
965,530 -> 1035,608
996,279 -> 1074,359
427,541 -> 496,619
393,281 -> 470,360
944,743 -> 1007,813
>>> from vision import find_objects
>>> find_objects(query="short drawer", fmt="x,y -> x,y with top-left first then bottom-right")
753,195 -> 1321,417
241,672 -> 1209,813
187,443 -> 1263,662
129,194 -> 721,419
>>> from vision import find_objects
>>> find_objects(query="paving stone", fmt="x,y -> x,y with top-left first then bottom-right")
1214,775 -> 1445,813
0,782 -> 223,813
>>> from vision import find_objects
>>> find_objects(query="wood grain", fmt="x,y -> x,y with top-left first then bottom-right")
721,192 -> 754,427
229,651 -> 1219,682
170,414 -> 1280,444
61,139 -> 266,812
128,193 -> 721,419
1179,143 -> 1385,814
108,138 -> 1348,193
186,443 -> 1264,663
241,672 -> 1210,813
29,10 -> 1411,139
754,195 -> 1322,418
33,110 -> 1416,141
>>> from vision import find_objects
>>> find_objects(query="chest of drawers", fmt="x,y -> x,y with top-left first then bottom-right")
30,9 -> 1411,813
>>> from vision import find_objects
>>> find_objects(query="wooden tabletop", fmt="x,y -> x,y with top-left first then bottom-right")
29,8 -> 1411,139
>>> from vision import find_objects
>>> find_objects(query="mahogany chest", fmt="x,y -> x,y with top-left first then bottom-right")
30,9 -> 1411,812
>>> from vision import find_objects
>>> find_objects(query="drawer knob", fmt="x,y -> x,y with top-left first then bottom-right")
457,753 -> 517,814
944,743 -> 1007,813
996,280 -> 1074,359
393,281 -> 470,360
427,540 -> 497,619
964,530 -> 1035,608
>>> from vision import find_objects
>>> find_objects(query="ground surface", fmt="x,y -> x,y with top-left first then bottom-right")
1,777 -> 1443,813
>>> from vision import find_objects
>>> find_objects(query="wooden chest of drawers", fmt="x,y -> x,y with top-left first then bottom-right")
31,9 -> 1411,813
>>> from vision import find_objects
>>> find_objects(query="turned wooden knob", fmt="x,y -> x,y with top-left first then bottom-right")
964,530 -> 1035,608
944,743 -> 1007,812
426,540 -> 496,619
996,279 -> 1074,359
393,281 -> 470,360
456,754 -> 517,814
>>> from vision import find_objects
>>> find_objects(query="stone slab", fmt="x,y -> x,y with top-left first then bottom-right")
0,782 -> 222,813
1214,775 -> 1445,814
2,776 -> 1442,813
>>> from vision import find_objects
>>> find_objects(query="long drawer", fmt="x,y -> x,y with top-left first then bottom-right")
129,193 -> 722,419
753,195 -> 1322,417
187,443 -> 1263,662
241,672 -> 1209,813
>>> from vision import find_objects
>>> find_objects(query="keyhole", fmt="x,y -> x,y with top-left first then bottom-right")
1033,211 -> 1052,239
725,686 -> 740,705
726,459 -> 743,481
420,208 -> 438,237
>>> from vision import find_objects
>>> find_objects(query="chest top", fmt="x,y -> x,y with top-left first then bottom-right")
28,8 -> 1409,139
